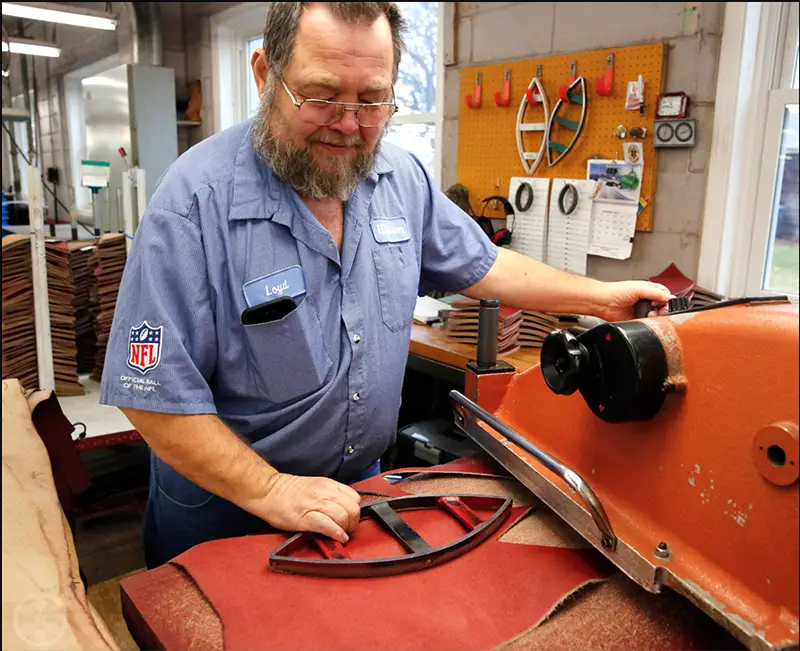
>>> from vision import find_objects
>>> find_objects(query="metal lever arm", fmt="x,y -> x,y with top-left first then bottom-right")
450,390 -> 617,550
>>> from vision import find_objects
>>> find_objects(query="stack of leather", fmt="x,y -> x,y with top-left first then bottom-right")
89,234 -> 127,382
648,263 -> 726,308
44,240 -> 87,396
518,311 -> 578,348
442,297 -> 523,356
1,235 -> 39,389
70,243 -> 98,374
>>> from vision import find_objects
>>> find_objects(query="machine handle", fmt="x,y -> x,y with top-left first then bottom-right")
450,390 -> 617,550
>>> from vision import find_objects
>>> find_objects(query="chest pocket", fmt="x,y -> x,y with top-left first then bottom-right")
372,242 -> 419,332
243,295 -> 333,404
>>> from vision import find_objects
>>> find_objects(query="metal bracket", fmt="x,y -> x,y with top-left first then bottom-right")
269,493 -> 512,578
450,390 -> 616,550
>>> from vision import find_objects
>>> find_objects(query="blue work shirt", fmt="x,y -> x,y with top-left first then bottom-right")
99,119 -> 497,506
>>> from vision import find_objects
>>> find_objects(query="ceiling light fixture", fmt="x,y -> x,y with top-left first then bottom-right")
2,37 -> 61,58
1,2 -> 118,31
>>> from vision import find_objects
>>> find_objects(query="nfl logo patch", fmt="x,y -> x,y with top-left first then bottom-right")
127,321 -> 163,374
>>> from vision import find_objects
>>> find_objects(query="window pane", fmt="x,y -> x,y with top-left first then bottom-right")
394,2 -> 438,116
763,104 -> 799,295
383,122 -> 435,174
247,36 -> 262,118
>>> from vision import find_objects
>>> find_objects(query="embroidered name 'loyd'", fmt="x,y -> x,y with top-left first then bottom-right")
376,223 -> 406,237
266,279 -> 290,297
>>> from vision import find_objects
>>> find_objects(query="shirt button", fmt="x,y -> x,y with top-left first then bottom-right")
352,392 -> 360,401
347,445 -> 355,454
353,334 -> 361,343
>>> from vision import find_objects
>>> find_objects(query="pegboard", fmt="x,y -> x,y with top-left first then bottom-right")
456,43 -> 666,231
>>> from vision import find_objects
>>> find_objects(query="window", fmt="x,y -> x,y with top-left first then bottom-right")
698,2 -> 800,298
382,2 -> 444,186
745,2 -> 799,296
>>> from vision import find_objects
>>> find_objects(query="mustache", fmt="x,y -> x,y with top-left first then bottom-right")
308,133 -> 366,147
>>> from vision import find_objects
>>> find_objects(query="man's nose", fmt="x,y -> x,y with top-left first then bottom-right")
331,108 -> 361,135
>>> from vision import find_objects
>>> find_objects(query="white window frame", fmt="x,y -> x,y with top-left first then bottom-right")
697,2 -> 799,297
388,1 -> 446,188
210,3 -> 270,134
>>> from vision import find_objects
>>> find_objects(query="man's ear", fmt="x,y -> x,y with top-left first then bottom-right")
251,48 -> 268,96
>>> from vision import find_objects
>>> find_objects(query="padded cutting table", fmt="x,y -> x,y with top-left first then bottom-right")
119,458 -> 742,651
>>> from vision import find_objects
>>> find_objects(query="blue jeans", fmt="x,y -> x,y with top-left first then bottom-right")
143,456 -> 383,568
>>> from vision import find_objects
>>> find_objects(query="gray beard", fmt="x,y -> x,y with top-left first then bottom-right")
252,92 -> 384,201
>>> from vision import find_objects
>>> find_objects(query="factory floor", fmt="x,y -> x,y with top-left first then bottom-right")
74,442 -> 150,650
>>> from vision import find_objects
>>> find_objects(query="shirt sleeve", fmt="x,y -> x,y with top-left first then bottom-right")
412,155 -> 499,296
99,202 -> 218,415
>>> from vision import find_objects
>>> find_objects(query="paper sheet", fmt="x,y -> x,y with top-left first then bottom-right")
506,177 -> 550,262
588,203 -> 638,260
546,179 -> 595,275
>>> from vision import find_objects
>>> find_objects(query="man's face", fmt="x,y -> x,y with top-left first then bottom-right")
251,4 -> 395,200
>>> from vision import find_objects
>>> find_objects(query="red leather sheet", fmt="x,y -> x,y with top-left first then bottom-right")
168,463 -> 616,651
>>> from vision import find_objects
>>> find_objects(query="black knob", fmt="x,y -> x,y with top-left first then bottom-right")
668,297 -> 691,312
632,299 -> 652,319
540,330 -> 589,395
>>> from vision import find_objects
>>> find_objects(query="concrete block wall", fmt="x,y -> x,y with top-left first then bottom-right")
442,2 -> 726,282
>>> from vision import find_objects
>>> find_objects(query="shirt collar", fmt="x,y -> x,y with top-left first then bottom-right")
227,122 -> 394,223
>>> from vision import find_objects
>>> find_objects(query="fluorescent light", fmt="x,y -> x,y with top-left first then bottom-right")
2,2 -> 117,30
2,37 -> 60,58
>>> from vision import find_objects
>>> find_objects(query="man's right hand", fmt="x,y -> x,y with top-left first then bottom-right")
259,473 -> 362,543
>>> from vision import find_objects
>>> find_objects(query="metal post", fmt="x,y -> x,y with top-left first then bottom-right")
477,298 -> 499,368
121,170 -> 134,254
29,165 -> 55,390
134,167 -> 146,231
91,188 -> 101,236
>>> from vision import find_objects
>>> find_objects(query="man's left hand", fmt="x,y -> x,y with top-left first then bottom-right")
598,281 -> 672,322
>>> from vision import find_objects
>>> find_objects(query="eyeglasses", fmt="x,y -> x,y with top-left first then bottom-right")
280,78 -> 398,128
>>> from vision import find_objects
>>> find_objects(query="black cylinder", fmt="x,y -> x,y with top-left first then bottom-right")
477,298 -> 499,368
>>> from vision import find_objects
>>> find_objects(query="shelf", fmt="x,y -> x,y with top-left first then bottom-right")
177,120 -> 201,127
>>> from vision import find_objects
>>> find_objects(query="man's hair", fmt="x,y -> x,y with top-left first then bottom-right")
262,2 -> 407,83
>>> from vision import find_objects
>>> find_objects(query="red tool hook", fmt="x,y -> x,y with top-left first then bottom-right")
466,72 -> 482,109
525,65 -> 543,104
494,68 -> 512,107
596,53 -> 614,96
559,61 -> 578,103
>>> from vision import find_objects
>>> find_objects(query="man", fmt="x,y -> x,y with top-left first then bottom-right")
100,2 -> 670,568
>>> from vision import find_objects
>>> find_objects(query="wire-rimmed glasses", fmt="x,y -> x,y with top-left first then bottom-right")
280,78 -> 398,128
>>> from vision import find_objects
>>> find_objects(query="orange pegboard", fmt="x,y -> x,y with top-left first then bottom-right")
456,43 -> 666,231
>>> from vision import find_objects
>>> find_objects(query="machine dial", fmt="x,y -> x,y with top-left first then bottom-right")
675,121 -> 694,142
656,122 -> 674,142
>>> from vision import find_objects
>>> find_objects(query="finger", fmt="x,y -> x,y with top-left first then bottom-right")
645,282 -> 672,303
316,498 -> 354,533
320,493 -> 361,533
302,510 -> 349,544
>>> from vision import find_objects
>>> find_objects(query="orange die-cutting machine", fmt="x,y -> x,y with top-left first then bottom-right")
451,295 -> 799,651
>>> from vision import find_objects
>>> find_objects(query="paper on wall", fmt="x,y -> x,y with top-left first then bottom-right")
546,179 -> 595,276
588,202 -> 638,260
506,177 -> 550,262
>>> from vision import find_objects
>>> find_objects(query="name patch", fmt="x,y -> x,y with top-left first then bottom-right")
242,265 -> 307,308
371,218 -> 410,244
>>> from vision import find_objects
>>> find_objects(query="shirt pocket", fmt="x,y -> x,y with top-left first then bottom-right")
243,295 -> 333,404
372,242 -> 419,333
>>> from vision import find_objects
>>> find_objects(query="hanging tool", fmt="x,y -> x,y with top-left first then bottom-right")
466,72 -> 483,109
495,68 -> 512,107
546,76 -> 588,167
596,53 -> 614,96
516,65 -> 550,175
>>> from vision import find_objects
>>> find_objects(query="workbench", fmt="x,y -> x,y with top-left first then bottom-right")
408,322 -> 541,385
